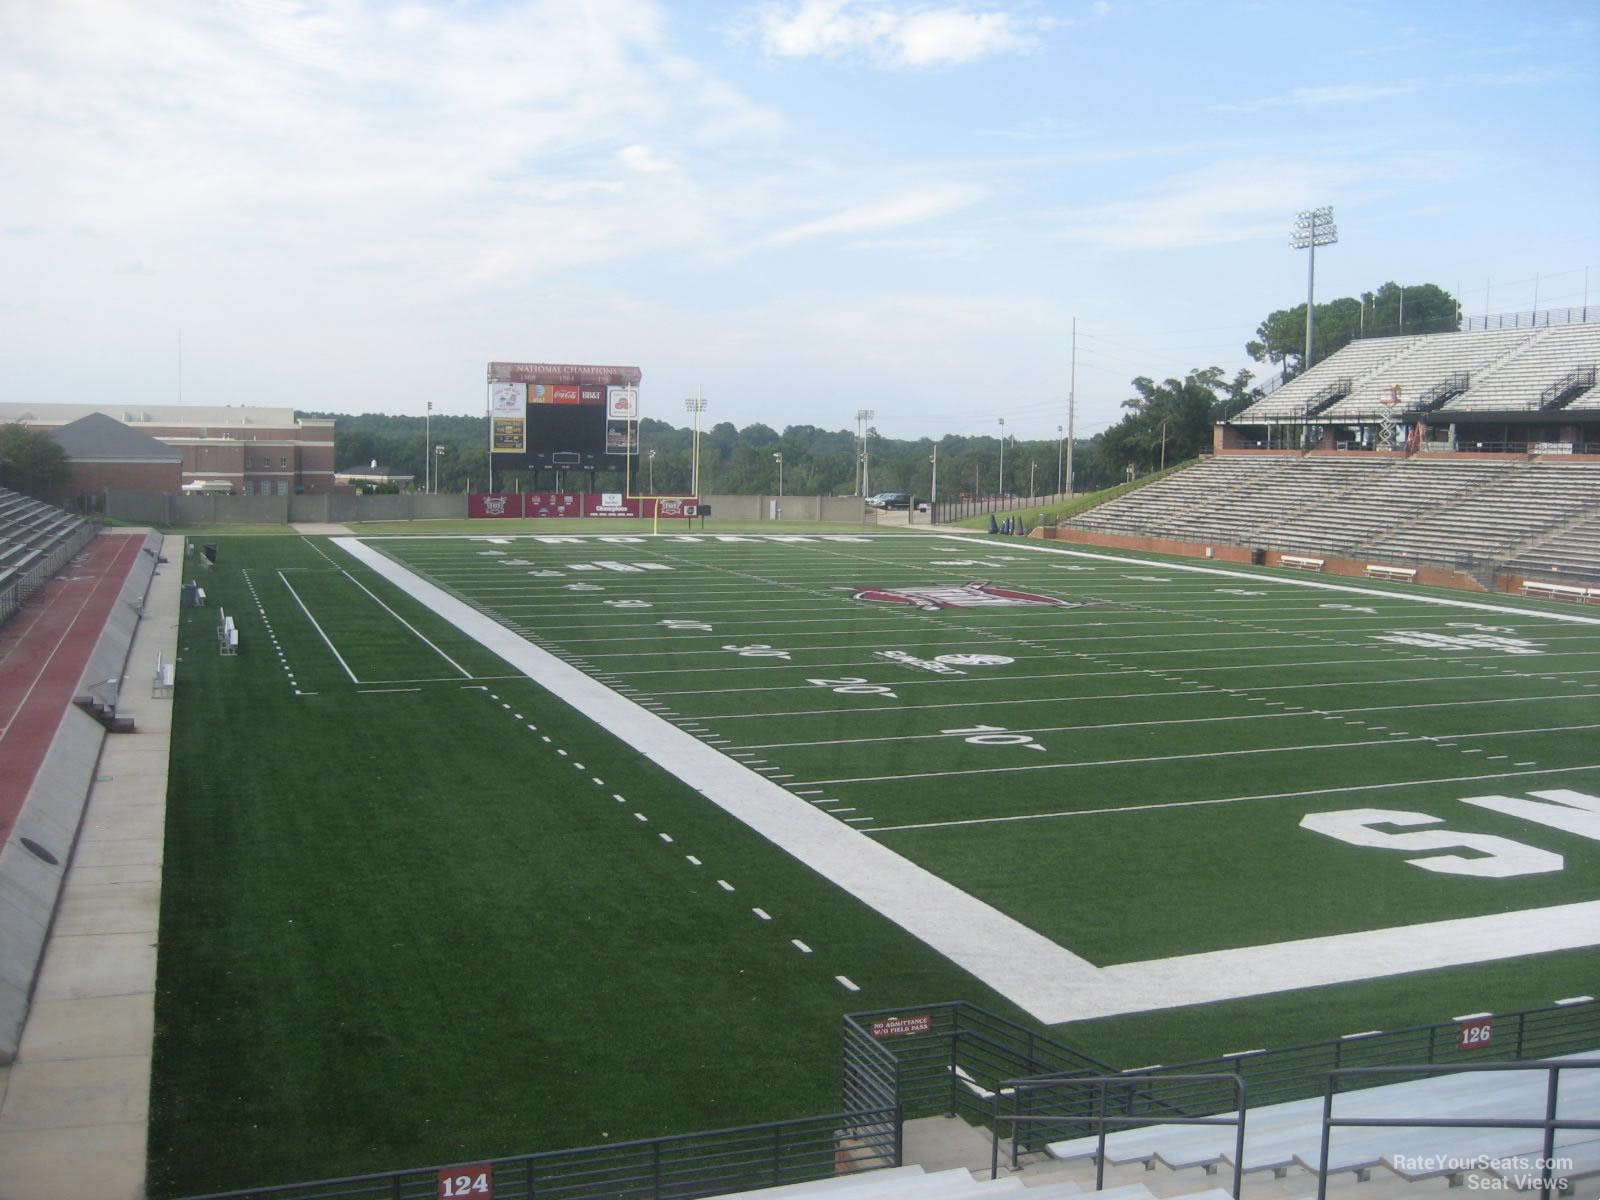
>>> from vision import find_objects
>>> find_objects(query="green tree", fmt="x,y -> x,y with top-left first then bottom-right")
1099,366 -> 1235,477
0,423 -> 71,498
1247,283 -> 1459,378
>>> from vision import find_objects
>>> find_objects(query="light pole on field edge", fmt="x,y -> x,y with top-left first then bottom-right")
685,395 -> 708,497
997,417 -> 1005,498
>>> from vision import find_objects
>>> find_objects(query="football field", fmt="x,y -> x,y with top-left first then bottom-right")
337,530 -> 1600,1023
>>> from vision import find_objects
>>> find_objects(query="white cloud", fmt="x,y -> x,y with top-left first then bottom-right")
755,0 -> 1044,68
0,0 -> 783,292
762,183 -> 987,246
1213,80 -> 1423,113
1050,159 -> 1393,253
619,144 -> 677,174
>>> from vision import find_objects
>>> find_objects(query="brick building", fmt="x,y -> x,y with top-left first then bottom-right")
0,403 -> 336,497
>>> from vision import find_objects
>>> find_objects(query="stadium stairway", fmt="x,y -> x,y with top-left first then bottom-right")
1042,1052 -> 1600,1198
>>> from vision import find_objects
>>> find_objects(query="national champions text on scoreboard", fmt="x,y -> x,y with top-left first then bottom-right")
488,362 -> 641,469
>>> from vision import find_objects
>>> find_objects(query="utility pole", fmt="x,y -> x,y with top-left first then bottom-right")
929,443 -> 938,522
425,400 -> 432,494
1056,424 -> 1063,497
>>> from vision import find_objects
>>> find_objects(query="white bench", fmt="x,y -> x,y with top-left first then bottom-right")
152,654 -> 176,697
218,612 -> 239,655
1280,555 -> 1325,571
1521,580 -> 1590,602
1365,563 -> 1417,582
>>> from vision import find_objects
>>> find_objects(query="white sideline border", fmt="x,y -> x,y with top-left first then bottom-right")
333,535 -> 1600,1024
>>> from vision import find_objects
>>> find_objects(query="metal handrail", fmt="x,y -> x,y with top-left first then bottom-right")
181,1106 -> 900,1200
1316,1060 -> 1600,1200
991,1073 -> 1246,1198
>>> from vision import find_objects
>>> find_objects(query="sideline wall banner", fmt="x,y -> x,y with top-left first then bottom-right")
467,494 -> 698,519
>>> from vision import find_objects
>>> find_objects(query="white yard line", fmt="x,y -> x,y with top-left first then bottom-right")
864,762 -> 1600,833
277,569 -> 360,683
338,569 -> 476,678
788,722 -> 1600,788
332,536 -> 1600,1026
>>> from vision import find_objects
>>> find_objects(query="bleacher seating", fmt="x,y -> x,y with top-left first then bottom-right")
704,1164 -> 1234,1200
1047,1052 -> 1600,1192
1320,327 -> 1534,420
218,610 -> 239,655
1362,461 -> 1600,562
1508,508 -> 1600,582
1063,455 -> 1600,581
0,486 -> 93,627
1234,322 -> 1600,423
1441,323 -> 1600,413
1235,338 -> 1424,421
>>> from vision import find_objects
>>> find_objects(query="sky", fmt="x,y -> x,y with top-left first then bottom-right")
3,1 -> 1597,445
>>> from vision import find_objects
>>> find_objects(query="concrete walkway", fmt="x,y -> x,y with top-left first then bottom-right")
0,533 -> 183,1200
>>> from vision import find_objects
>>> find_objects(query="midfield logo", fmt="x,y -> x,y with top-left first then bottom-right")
853,581 -> 1076,610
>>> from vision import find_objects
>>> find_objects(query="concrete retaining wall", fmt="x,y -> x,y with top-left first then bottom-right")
106,490 -> 877,526
0,531 -> 162,1062
1037,526 -> 1486,591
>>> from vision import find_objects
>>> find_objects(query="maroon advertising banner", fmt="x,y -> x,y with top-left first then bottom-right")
468,493 -> 525,518
468,494 -> 699,519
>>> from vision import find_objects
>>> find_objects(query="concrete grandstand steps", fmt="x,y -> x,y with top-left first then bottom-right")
1045,1052 -> 1600,1197
1507,509 -> 1600,581
899,1116 -> 1453,1200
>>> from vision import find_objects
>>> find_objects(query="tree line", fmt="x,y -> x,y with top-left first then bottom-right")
0,281 -> 1459,504
321,279 -> 1458,498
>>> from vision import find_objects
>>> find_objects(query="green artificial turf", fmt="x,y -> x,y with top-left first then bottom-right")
149,530 -> 1600,1195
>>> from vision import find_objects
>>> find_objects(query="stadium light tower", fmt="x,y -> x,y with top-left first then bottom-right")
685,394 -> 708,497
1291,207 -> 1337,372
997,417 -> 1006,497
647,448 -> 656,493
425,400 -> 432,494
772,451 -> 783,503
855,409 -> 874,495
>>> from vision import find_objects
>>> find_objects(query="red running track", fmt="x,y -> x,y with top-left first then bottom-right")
0,534 -> 143,845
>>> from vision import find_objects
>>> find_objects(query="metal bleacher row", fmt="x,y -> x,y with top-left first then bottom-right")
0,486 -> 92,625
1236,321 -> 1600,422
1062,456 -> 1600,582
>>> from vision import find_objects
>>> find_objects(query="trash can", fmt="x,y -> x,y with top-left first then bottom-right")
182,583 -> 199,607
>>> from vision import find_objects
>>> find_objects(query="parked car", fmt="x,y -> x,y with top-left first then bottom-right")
866,492 -> 912,510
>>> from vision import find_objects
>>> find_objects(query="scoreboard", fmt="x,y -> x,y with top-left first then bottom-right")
488,362 -> 640,469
